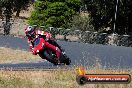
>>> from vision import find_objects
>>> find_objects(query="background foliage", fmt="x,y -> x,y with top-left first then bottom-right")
70,15 -> 94,32
0,0 -> 32,19
0,0 -> 132,35
28,0 -> 81,28
82,0 -> 132,35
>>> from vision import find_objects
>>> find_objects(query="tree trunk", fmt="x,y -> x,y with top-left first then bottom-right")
16,9 -> 20,17
0,9 -> 2,18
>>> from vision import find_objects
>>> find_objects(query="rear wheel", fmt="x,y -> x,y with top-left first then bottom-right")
39,50 -> 58,65
39,49 -> 71,65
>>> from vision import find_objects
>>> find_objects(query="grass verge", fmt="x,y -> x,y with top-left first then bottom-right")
0,47 -> 132,88
0,47 -> 40,63
0,68 -> 131,88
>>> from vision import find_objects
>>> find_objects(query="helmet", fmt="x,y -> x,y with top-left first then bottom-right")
25,26 -> 35,37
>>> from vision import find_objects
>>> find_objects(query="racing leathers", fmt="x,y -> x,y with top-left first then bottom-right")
26,30 -> 61,61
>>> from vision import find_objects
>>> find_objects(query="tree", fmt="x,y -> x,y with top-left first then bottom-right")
0,0 -> 33,35
28,0 -> 81,28
70,15 -> 94,32
0,1 -> 2,17
0,0 -> 32,18
83,0 -> 132,35
13,0 -> 33,17
82,0 -> 114,31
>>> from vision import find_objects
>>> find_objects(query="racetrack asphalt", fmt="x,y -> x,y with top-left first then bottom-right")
0,35 -> 132,70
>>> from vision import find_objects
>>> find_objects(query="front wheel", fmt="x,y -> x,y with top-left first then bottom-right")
59,53 -> 71,65
65,58 -> 71,65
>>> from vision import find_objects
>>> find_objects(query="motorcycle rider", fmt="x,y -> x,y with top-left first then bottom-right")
25,25 -> 61,64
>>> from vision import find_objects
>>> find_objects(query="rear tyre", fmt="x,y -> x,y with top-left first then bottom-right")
39,50 -> 57,65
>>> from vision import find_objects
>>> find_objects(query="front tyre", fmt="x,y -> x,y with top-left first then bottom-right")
64,58 -> 71,65
59,53 -> 71,65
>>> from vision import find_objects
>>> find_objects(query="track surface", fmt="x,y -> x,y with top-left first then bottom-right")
0,35 -> 132,69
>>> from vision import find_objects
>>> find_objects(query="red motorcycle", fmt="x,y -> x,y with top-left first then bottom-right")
31,37 -> 71,65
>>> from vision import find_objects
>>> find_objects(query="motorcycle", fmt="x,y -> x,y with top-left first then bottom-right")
31,37 -> 71,65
